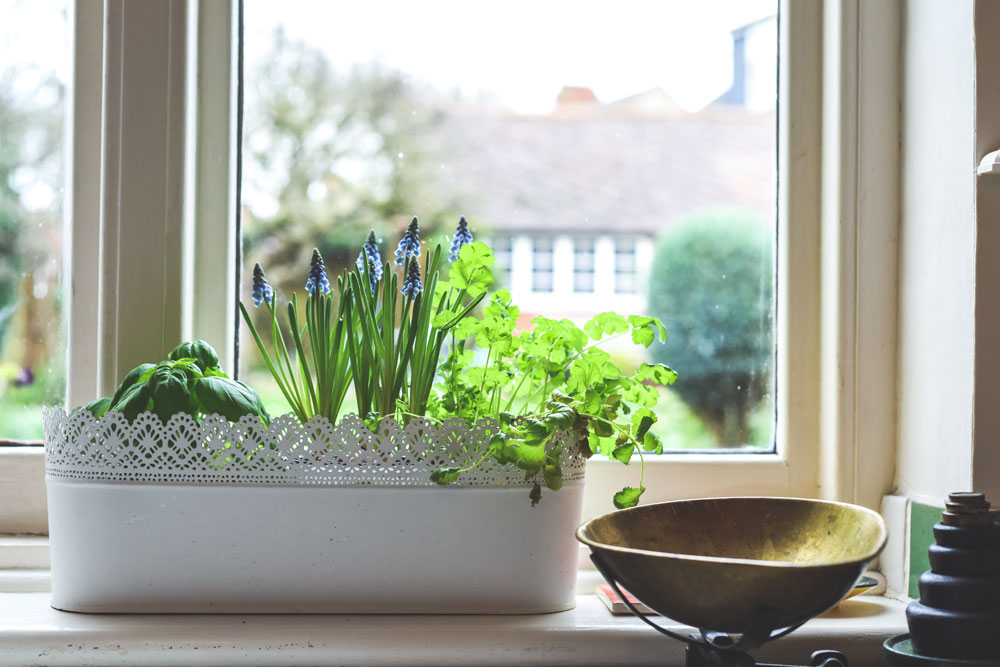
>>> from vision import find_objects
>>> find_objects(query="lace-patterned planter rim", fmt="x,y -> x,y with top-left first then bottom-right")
42,407 -> 588,487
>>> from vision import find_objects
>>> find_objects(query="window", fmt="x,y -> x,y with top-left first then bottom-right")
614,239 -> 637,294
5,0 -> 885,543
0,0 -> 241,536
492,235 -> 512,288
531,237 -> 555,294
574,238 -> 596,293
240,0 -> 780,452
0,0 -> 69,442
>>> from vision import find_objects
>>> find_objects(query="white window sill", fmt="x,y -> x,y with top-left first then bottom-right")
0,591 -> 906,666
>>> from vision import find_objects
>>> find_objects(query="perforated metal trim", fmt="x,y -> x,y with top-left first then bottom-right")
42,408 -> 587,487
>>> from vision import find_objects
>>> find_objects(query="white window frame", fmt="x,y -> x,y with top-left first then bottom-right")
584,0 -> 901,520
0,0 -> 903,553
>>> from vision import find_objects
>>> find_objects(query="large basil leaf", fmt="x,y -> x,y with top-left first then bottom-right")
169,340 -> 221,374
193,376 -> 270,425
82,396 -> 111,418
110,382 -> 152,421
109,362 -> 155,407
147,365 -> 197,422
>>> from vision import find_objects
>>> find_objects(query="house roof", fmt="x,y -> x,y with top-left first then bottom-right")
439,99 -> 776,237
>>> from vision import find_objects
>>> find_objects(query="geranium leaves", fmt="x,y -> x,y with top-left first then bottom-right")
429,467 -> 462,485
427,260 -> 676,507
448,242 -> 495,293
584,312 -> 629,339
614,486 -> 645,509
627,315 -> 668,347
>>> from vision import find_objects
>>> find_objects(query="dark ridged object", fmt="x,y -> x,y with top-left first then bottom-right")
906,492 -> 1000,660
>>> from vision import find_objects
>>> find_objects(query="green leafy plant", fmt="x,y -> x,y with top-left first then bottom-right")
247,216 -> 677,508
83,340 -> 270,425
427,290 -> 676,508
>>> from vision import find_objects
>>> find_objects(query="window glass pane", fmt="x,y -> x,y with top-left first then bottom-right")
574,237 -> 595,293
0,0 -> 69,440
615,238 -> 637,294
242,0 -> 777,451
531,236 -> 554,293
491,234 -> 512,288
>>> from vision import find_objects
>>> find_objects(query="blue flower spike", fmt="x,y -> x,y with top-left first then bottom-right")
251,263 -> 274,307
400,257 -> 424,298
394,216 -> 421,265
305,248 -> 331,296
356,229 -> 383,283
449,215 -> 474,262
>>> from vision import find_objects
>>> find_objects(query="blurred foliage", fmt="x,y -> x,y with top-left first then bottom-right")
242,29 -> 462,299
0,66 -> 63,336
647,208 -> 773,447
0,59 -> 66,439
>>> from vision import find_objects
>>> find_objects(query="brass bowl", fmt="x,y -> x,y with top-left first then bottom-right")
577,497 -> 887,634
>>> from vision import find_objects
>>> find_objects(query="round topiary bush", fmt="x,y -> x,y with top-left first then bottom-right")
647,208 -> 773,447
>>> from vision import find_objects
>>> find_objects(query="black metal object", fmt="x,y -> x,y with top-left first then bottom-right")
590,553 -> 848,667
906,492 -> 1000,660
883,634 -> 1000,667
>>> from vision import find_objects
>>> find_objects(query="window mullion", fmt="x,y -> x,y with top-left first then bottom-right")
817,0 -> 900,509
774,0 -> 823,496
95,0 -> 189,397
184,0 -> 239,373
65,0 -> 105,408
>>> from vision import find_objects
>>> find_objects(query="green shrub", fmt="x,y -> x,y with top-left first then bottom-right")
647,208 -> 773,447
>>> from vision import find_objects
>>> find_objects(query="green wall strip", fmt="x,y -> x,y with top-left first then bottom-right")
908,502 -> 943,599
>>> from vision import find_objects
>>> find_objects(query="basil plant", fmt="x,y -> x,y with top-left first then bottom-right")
84,340 -> 270,426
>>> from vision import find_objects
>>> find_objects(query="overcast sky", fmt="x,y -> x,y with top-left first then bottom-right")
245,0 -> 777,114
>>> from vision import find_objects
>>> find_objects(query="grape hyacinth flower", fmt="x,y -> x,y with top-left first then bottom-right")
305,248 -> 331,296
449,215 -> 473,262
356,229 -> 383,283
394,216 -> 421,265
251,262 -> 274,307
400,257 -> 423,298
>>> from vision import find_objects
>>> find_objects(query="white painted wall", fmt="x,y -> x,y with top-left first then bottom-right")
972,2 -> 1000,501
896,0 -> 976,500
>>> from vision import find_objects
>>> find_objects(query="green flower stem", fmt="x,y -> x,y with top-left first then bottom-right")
286,296 -> 319,415
592,414 -> 647,490
471,346 -> 493,424
238,302 -> 307,423
269,303 -> 305,412
505,331 -> 567,414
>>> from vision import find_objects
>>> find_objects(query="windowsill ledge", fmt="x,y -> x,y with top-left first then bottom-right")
0,592 -> 907,666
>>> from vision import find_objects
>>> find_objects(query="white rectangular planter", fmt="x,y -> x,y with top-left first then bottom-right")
47,480 -> 583,613
44,409 -> 587,614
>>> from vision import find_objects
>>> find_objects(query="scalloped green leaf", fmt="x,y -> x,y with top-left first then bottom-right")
613,486 -> 645,509
634,362 -> 678,386
611,442 -> 634,465
430,467 -> 462,485
584,312 -> 629,339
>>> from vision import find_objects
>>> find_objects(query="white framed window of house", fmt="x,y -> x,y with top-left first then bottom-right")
491,234 -> 513,289
614,238 -> 637,295
0,0 -> 903,563
530,236 -> 555,294
573,237 -> 596,294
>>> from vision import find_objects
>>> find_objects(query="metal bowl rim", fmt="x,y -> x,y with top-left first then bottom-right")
576,496 -> 888,569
